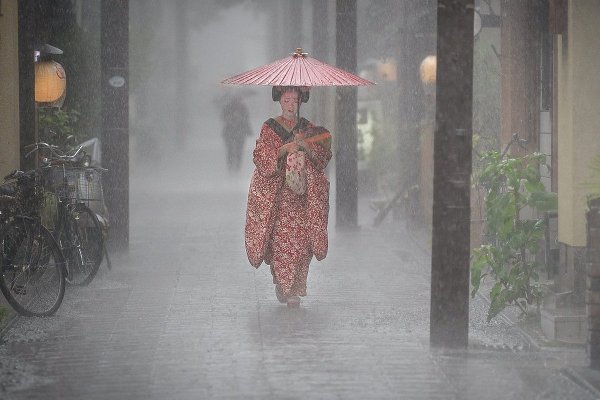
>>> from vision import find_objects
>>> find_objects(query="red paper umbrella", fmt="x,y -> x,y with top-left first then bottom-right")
221,48 -> 374,87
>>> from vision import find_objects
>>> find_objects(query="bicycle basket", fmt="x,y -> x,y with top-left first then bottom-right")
42,166 -> 106,214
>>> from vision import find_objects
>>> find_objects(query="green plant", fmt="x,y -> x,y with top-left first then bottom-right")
38,107 -> 82,148
471,150 -> 557,321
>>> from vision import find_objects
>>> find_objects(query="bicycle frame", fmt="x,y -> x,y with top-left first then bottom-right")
50,194 -> 82,279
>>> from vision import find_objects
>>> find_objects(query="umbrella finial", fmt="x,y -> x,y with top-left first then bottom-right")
293,48 -> 308,58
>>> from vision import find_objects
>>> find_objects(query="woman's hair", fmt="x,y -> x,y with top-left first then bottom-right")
272,86 -> 309,103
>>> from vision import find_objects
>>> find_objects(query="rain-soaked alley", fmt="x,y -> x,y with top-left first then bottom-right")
0,133 -> 595,399
2,0 -> 600,399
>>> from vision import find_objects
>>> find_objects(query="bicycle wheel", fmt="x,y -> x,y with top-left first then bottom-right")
0,217 -> 66,317
63,204 -> 103,286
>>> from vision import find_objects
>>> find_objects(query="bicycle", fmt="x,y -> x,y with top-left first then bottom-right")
26,142 -> 108,286
0,169 -> 66,316
372,183 -> 420,227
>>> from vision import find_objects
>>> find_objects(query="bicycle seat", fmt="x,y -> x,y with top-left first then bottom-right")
3,169 -> 23,181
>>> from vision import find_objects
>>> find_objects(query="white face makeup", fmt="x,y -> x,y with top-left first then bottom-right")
279,90 -> 299,121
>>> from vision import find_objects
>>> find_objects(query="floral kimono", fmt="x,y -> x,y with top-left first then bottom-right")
245,117 -> 332,297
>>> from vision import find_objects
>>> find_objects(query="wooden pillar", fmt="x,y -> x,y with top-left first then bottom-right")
18,0 -> 35,170
430,0 -> 474,348
335,0 -> 358,229
500,0 -> 542,154
101,0 -> 129,249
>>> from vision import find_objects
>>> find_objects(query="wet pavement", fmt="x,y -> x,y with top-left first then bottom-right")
0,165 -> 598,399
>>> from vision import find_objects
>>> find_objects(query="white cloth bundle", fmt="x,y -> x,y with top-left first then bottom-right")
285,151 -> 306,195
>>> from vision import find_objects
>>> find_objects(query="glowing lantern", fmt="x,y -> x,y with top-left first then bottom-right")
376,60 -> 397,81
35,60 -> 66,105
419,55 -> 436,85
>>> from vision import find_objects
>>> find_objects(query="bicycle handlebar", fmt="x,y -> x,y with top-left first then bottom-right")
24,142 -> 60,159
24,142 -> 85,164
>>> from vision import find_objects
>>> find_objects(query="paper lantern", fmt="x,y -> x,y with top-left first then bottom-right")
35,60 -> 66,104
376,60 -> 397,81
419,55 -> 436,85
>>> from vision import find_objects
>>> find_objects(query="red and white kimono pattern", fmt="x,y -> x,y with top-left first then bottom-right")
245,119 -> 331,297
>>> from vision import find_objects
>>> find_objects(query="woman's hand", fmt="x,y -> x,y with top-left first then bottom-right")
278,142 -> 299,158
295,136 -> 317,162
295,136 -> 308,152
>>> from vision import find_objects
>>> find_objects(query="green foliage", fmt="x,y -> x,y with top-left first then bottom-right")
471,150 -> 557,321
38,108 -> 82,149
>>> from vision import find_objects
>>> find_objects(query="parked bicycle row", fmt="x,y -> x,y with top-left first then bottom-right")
0,140 -> 110,317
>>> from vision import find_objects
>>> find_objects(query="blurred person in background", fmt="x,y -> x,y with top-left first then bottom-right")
244,86 -> 332,308
221,96 -> 252,172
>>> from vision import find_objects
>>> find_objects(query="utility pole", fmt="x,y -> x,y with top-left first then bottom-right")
101,0 -> 129,249
430,0 -> 474,348
335,0 -> 358,229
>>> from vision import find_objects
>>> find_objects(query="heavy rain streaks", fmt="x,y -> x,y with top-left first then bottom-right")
0,1 -> 597,400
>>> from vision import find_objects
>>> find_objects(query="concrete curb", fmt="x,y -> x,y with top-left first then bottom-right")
562,367 -> 600,399
474,287 -> 600,396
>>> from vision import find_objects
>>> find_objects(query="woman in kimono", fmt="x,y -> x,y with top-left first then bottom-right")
244,86 -> 332,308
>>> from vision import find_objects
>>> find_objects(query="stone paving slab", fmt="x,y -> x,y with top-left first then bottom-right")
0,179 -> 597,399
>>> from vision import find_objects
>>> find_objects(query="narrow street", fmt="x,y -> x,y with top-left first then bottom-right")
0,148 -> 595,399
2,1 -> 600,399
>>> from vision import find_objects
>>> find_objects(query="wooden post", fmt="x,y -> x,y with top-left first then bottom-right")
335,0 -> 358,229
500,0 -> 542,154
101,0 -> 129,249
430,0 -> 474,348
18,0 -> 35,171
